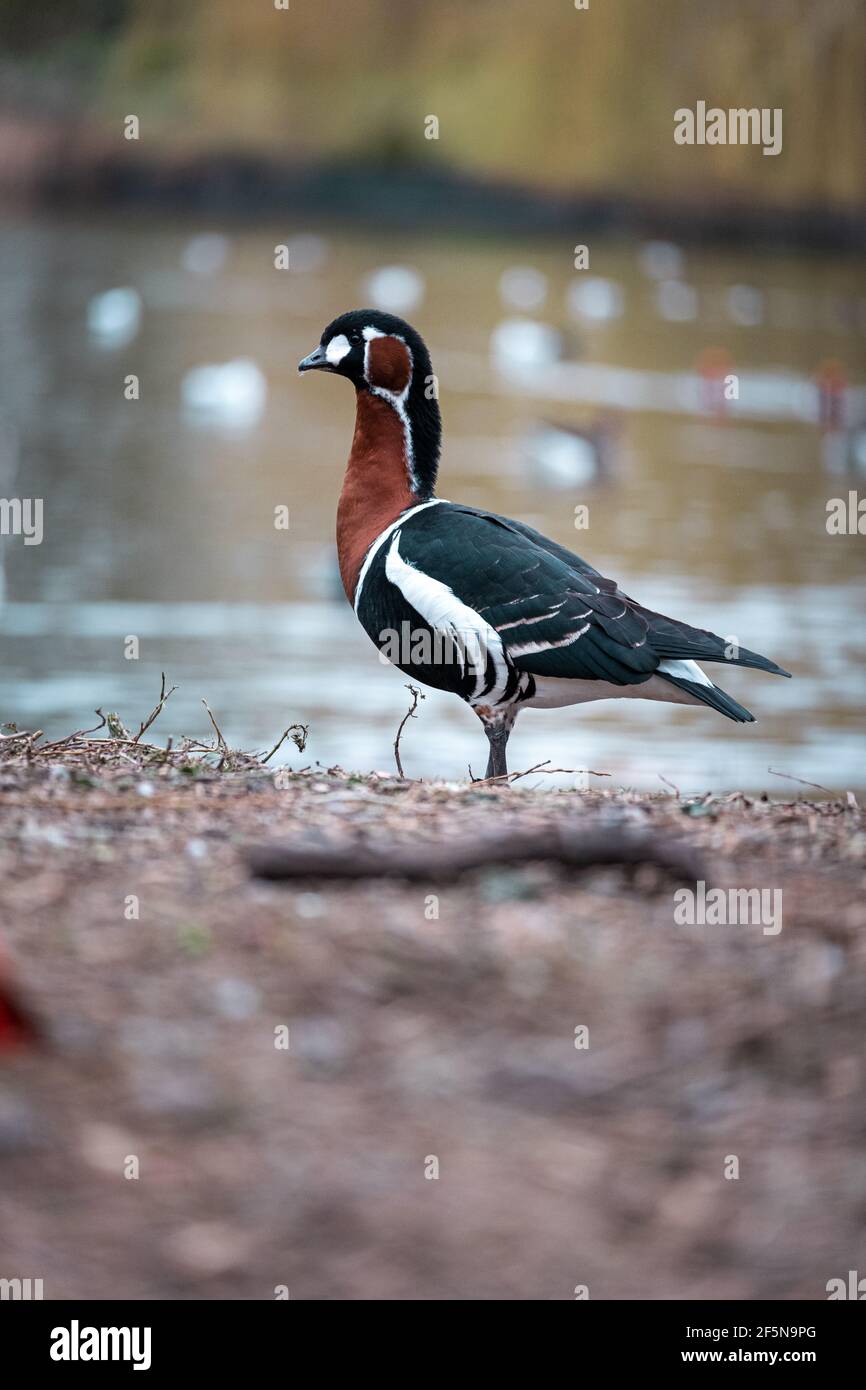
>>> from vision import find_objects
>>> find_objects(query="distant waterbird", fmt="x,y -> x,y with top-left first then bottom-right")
638,241 -> 686,281
498,266 -> 549,312
820,424 -> 866,478
181,358 -> 267,429
86,287 -> 141,349
520,417 -> 620,490
362,265 -> 425,314
566,276 -> 625,323
655,280 -> 699,323
181,233 -> 230,276
298,311 -> 791,780
490,318 -> 563,375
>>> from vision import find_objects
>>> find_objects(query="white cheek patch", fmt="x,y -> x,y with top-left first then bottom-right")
325,334 -> 351,365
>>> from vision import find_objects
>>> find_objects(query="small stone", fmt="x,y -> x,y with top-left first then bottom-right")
212,978 -> 260,1020
79,1121 -> 135,1175
131,1068 -> 224,1126
293,1016 -> 352,1072
0,1087 -> 40,1153
295,892 -> 325,919
164,1222 -> 252,1276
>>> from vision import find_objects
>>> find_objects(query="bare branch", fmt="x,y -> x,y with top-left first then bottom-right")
469,761 -> 611,788
658,774 -> 681,798
262,722 -> 309,765
510,761 -> 611,785
35,710 -> 107,754
0,675 -> 304,777
201,699 -> 229,768
393,684 -> 424,779
768,767 -> 831,794
133,674 -> 177,744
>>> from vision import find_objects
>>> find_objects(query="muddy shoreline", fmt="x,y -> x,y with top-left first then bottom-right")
1,752 -> 863,1298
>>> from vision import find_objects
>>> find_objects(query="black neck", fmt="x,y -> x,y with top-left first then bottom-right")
404,374 -> 441,499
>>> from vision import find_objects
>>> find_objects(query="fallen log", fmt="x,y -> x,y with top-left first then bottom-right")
248,826 -> 706,886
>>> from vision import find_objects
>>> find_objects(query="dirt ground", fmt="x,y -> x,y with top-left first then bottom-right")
0,750 -> 864,1301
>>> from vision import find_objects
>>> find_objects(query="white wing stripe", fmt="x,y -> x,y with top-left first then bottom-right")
353,499 -> 445,613
507,623 -> 591,658
384,531 -> 511,703
496,602 -> 567,632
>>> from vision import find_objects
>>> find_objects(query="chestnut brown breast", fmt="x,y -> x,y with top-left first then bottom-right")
336,391 -> 417,602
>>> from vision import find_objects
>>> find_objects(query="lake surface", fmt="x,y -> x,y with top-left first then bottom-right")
0,211 -> 863,791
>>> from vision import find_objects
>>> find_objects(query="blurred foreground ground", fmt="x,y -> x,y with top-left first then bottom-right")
0,758 -> 864,1300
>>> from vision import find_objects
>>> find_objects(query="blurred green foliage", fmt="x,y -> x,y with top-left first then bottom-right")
1,0 -> 864,210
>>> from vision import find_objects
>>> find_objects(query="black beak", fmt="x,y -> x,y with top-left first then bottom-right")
298,344 -> 331,374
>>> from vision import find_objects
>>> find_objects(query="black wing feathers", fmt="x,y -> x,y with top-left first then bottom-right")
662,675 -> 755,723
628,602 -> 791,676
370,502 -> 788,711
479,508 -> 790,678
414,505 -> 795,683
401,506 -> 657,686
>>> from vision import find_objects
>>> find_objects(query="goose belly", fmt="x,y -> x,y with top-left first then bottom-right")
525,674 -> 706,709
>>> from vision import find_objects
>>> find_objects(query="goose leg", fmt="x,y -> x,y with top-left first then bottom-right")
477,707 -> 517,782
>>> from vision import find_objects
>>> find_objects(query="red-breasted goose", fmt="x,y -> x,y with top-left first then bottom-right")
299,310 -> 790,780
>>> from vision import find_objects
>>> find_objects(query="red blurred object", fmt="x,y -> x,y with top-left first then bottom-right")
697,346 -> 735,418
815,358 -> 848,431
0,952 -> 36,1052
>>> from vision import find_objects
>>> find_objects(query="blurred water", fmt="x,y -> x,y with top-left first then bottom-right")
0,211 -> 863,791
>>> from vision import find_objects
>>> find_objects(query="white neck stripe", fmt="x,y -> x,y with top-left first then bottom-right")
363,329 -> 419,493
353,498 -> 446,614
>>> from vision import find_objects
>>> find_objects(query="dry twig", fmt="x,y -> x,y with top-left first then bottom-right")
0,674 -> 307,778
393,684 -> 424,779
201,699 -> 228,752
658,774 -> 681,798
768,767 -> 832,794
262,723 -> 309,765
133,674 -> 177,744
469,759 -> 610,788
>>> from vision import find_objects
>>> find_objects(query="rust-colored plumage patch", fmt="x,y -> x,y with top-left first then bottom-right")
336,391 -> 416,601
366,335 -> 412,394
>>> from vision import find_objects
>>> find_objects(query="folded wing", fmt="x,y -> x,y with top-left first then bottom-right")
395,504 -> 789,704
